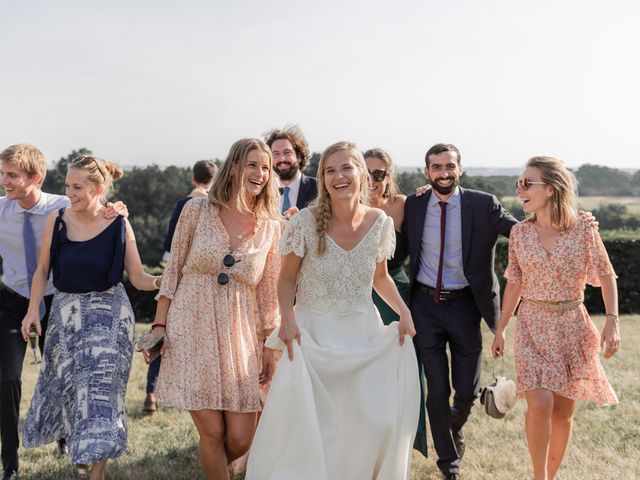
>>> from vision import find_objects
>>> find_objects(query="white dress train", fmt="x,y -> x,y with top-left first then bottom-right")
246,209 -> 420,480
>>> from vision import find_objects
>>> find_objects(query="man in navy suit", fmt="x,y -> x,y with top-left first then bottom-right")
264,126 -> 318,217
401,144 -> 517,480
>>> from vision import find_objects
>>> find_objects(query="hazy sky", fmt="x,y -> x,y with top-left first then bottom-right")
1,0 -> 639,169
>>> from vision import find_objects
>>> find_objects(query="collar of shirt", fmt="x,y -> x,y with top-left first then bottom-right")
428,186 -> 461,210
278,170 -> 302,189
12,190 -> 51,216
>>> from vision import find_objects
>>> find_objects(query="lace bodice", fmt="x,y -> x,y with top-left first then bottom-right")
279,208 -> 395,316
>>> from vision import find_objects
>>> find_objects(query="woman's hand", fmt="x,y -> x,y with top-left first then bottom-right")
491,330 -> 506,358
415,184 -> 432,197
279,316 -> 301,361
398,311 -> 416,346
259,347 -> 276,385
103,201 -> 129,219
601,319 -> 620,359
141,325 -> 168,363
20,312 -> 42,342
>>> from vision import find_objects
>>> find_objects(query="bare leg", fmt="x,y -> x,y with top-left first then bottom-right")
547,394 -> 575,479
190,409 -> 228,480
224,411 -> 258,463
525,389 -> 554,480
90,461 -> 106,480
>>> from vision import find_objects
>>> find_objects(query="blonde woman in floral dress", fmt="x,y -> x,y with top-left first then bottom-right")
147,139 -> 281,480
492,156 -> 619,480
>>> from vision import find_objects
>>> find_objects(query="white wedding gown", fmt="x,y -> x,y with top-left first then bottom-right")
246,209 -> 420,480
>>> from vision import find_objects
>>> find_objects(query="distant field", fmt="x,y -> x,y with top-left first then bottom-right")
17,317 -> 640,479
502,195 -> 640,214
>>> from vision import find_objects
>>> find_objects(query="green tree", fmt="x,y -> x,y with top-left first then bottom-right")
576,164 -> 634,196
42,147 -> 93,195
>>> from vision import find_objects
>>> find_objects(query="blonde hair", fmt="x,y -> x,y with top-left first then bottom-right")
208,138 -> 279,220
0,144 -> 47,184
309,141 -> 369,255
363,147 -> 400,199
69,155 -> 123,203
526,156 -> 579,230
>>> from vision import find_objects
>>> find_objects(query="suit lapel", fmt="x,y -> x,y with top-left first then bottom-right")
460,187 -> 473,267
296,175 -> 308,209
411,191 -> 431,278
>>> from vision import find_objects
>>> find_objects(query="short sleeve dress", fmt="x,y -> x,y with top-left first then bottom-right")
156,198 -> 281,412
505,217 -> 618,405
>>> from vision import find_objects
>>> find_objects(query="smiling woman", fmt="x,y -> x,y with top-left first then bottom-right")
147,138 -> 282,480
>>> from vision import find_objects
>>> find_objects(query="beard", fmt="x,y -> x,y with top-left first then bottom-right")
431,177 -> 460,195
275,163 -> 300,181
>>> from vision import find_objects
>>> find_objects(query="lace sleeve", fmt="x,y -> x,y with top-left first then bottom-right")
376,215 -> 396,263
158,198 -> 204,300
585,220 -> 617,287
256,221 -> 282,336
279,210 -> 307,257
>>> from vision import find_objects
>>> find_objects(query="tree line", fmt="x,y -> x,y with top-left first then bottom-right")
4,148 -> 635,267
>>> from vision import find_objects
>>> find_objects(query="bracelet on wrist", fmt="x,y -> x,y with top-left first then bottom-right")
605,313 -> 619,320
152,276 -> 162,290
150,323 -> 166,330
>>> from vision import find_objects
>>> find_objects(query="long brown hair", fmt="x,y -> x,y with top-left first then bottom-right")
208,138 -> 279,220
526,156 -> 578,230
309,141 -> 369,255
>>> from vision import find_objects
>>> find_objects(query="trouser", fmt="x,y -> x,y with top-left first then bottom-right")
0,283 -> 52,473
411,288 -> 483,476
146,355 -> 161,394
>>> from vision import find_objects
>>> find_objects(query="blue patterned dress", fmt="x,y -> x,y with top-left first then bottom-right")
23,211 -> 134,465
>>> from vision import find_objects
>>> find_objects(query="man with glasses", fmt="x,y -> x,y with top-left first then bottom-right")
400,143 -> 518,480
264,126 -> 317,218
0,144 -> 125,480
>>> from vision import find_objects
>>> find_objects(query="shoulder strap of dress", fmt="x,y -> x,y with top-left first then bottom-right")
49,208 -> 67,278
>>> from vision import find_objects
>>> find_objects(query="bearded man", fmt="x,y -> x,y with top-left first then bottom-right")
264,126 -> 317,219
399,143 -> 518,480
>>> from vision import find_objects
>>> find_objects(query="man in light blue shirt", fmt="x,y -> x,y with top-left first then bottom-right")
0,144 -> 123,480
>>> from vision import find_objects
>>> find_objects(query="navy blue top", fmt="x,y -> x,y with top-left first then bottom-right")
163,196 -> 192,253
50,209 -> 126,293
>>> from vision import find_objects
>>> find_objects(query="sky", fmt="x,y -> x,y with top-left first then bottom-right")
1,0 -> 639,170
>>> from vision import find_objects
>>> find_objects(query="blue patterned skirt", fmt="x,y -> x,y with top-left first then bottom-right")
23,284 -> 135,464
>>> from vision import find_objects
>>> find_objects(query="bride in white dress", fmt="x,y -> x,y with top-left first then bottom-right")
246,141 -> 420,480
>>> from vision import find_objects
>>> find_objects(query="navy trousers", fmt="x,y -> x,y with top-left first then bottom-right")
411,288 -> 483,476
0,284 -> 52,473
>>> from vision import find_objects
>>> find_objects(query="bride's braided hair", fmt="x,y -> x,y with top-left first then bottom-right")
310,141 -> 369,255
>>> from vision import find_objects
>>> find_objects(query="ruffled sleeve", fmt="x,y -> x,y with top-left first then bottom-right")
376,214 -> 396,263
504,222 -> 523,284
279,209 -> 307,257
585,220 -> 617,287
158,198 -> 205,300
255,220 -> 282,336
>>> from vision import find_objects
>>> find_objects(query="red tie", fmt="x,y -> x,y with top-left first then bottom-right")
435,201 -> 448,304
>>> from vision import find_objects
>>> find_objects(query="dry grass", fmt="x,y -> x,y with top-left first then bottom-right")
18,316 -> 640,479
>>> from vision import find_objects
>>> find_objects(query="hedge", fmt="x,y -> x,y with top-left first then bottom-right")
121,235 -> 638,323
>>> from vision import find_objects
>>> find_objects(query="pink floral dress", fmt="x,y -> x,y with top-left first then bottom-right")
156,198 -> 281,412
505,217 -> 618,405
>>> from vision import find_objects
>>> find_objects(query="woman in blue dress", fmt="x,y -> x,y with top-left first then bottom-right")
20,156 -> 161,480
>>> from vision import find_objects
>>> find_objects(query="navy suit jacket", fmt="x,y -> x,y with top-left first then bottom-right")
399,187 -> 518,330
295,174 -> 318,209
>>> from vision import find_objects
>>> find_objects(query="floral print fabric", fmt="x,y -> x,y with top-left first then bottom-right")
157,199 -> 281,412
505,217 -> 618,405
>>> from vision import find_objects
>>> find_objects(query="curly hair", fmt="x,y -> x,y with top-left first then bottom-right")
264,125 -> 309,171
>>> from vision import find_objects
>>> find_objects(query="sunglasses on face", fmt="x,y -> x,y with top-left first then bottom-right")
368,169 -> 389,182
217,254 -> 241,285
515,178 -> 546,191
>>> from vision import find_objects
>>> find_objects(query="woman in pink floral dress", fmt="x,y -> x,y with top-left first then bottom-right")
145,138 -> 281,480
491,156 -> 619,480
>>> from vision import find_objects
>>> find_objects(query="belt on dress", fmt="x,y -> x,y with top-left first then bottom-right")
524,296 -> 584,312
417,284 -> 472,302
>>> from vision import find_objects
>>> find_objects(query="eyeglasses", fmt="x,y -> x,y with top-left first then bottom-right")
72,155 -> 106,181
515,178 -> 546,191
368,169 -> 389,182
217,254 -> 241,285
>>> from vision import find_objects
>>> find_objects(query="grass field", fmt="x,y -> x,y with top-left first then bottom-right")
17,316 -> 640,479
502,196 -> 640,215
